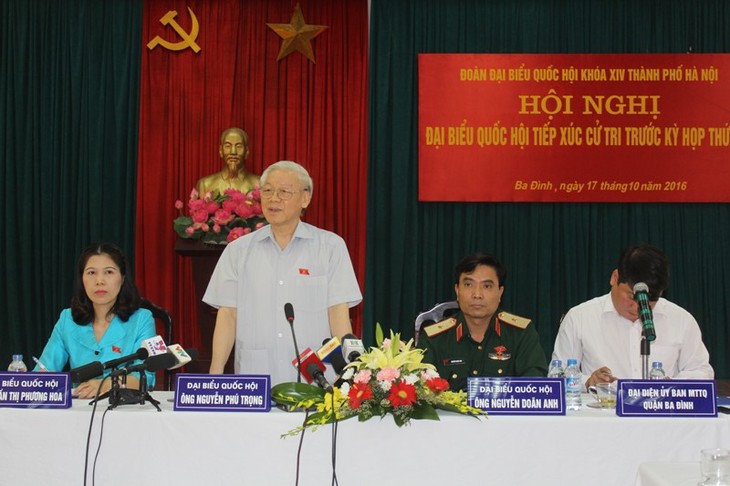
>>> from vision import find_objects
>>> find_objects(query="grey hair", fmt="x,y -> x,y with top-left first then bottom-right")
261,161 -> 313,195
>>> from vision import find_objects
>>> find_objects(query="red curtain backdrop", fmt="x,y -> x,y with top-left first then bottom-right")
135,0 -> 369,351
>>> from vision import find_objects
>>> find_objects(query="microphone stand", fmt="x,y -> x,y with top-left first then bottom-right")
641,336 -> 651,379
292,335 -> 302,383
107,374 -> 123,407
287,319 -> 302,383
633,284 -> 655,380
135,372 -> 162,411
89,372 -> 121,406
107,371 -> 162,411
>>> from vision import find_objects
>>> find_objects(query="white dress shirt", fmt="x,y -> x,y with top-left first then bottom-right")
203,222 -> 363,385
552,293 -> 713,383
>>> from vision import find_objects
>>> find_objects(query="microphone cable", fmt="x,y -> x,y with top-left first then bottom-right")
83,374 -> 111,486
330,391 -> 339,486
91,406 -> 114,486
294,409 -> 309,486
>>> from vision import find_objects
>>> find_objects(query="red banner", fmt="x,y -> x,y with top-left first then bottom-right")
418,54 -> 730,202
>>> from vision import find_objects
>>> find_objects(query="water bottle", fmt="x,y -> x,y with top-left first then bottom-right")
547,359 -> 565,378
649,361 -> 665,380
565,358 -> 582,410
8,354 -> 28,372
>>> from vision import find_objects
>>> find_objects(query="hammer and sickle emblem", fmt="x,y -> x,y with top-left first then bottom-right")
147,7 -> 201,53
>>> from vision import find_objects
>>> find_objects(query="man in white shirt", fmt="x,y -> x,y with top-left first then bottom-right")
552,244 -> 713,389
203,161 -> 363,385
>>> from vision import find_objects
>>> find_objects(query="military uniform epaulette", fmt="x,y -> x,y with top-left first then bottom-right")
497,311 -> 531,329
424,317 -> 457,338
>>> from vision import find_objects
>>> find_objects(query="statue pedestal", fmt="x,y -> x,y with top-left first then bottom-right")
174,238 -> 234,374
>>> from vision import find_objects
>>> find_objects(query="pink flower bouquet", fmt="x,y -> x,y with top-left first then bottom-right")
173,187 -> 267,244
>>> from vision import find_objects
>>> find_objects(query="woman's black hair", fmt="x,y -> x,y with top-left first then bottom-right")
70,242 -> 141,325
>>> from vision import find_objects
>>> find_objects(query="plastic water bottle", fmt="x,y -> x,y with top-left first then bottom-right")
565,358 -> 582,410
8,354 -> 28,372
547,359 -> 565,378
649,361 -> 665,380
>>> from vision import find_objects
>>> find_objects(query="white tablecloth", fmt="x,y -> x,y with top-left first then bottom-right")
636,462 -> 702,486
1,392 -> 728,486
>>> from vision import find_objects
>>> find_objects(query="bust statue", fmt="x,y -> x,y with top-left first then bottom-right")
196,128 -> 260,196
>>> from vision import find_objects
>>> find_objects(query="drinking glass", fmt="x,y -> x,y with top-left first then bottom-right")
700,448 -> 730,485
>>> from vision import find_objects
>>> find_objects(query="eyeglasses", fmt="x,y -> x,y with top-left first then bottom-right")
260,187 -> 307,201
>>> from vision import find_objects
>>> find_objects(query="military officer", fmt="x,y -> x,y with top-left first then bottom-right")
419,252 -> 548,391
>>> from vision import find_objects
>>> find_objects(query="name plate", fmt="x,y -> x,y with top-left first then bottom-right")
174,374 -> 271,412
467,377 -> 566,415
616,379 -> 717,417
0,372 -> 72,409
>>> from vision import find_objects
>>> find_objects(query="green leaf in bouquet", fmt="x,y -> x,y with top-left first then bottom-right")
271,382 -> 326,409
375,322 -> 384,347
304,410 -> 333,426
173,216 -> 198,239
411,401 -> 440,421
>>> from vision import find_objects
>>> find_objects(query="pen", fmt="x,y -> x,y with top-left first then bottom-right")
32,356 -> 48,371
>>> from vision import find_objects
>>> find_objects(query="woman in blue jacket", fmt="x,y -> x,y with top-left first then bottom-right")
36,242 -> 156,398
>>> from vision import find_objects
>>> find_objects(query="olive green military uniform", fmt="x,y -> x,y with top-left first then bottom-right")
419,310 -> 548,391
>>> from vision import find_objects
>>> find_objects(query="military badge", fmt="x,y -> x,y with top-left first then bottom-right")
488,345 -> 511,360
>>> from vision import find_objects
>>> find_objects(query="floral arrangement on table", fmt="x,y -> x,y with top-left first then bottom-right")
271,324 -> 486,437
173,187 -> 267,244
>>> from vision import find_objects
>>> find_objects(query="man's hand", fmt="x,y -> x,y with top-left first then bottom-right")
585,366 -> 617,389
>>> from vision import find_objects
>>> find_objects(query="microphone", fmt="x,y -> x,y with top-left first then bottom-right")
69,361 -> 105,383
633,282 -> 656,342
141,335 -> 168,357
318,337 -> 347,376
68,347 -> 150,383
306,361 -> 333,392
291,347 -> 330,390
166,344 -> 198,370
142,335 -> 197,369
284,302 -> 302,383
110,352 -> 177,377
284,302 -> 295,324
102,347 -> 150,370
342,333 -> 365,363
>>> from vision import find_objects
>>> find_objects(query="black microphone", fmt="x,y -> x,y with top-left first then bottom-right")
284,302 -> 302,383
633,282 -> 656,342
68,347 -> 150,383
111,353 -> 177,377
103,348 -> 150,370
284,302 -> 295,323
342,333 -> 365,363
306,362 -> 333,392
328,343 -> 348,388
69,361 -> 105,383
321,338 -> 347,376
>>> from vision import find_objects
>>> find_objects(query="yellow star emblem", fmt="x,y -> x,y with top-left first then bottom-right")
267,3 -> 327,63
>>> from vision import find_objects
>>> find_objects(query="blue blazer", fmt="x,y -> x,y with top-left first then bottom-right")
36,308 -> 156,388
